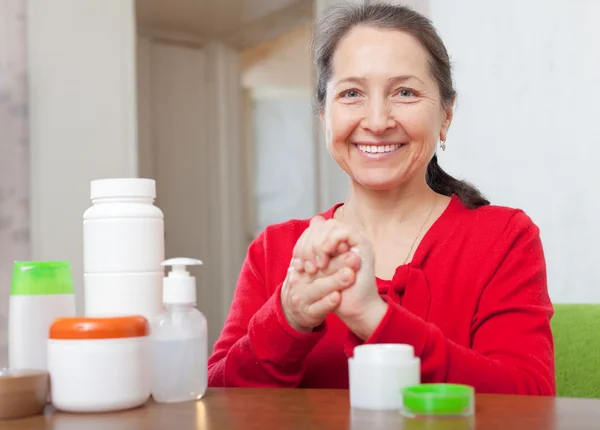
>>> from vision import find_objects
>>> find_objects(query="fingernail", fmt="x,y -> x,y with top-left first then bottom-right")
305,261 -> 315,273
293,258 -> 303,271
315,255 -> 322,267
340,268 -> 350,282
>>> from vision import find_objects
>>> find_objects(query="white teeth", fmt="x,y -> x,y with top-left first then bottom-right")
357,144 -> 401,154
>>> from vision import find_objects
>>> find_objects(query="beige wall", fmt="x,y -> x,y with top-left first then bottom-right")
242,25 -> 313,90
28,0 -> 139,314
241,25 -> 318,235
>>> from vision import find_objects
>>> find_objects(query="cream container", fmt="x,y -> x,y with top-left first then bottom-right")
0,369 -> 49,420
348,343 -> 421,410
47,315 -> 151,413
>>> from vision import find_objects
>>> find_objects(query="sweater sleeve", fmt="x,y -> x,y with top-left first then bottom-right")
208,231 -> 325,387
357,211 -> 555,395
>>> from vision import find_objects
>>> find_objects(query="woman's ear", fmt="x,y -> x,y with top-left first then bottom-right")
439,97 -> 455,142
319,111 -> 329,137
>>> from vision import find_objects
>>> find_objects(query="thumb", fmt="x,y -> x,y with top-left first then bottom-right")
350,246 -> 375,275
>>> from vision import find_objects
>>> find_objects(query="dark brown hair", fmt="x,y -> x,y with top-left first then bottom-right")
312,2 -> 489,209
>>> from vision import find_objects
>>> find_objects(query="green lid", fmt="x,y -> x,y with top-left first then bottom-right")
402,384 -> 474,417
11,261 -> 74,296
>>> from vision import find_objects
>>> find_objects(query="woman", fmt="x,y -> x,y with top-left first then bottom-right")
208,3 -> 555,395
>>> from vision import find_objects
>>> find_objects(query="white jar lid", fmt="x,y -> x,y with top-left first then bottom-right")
91,178 -> 156,199
353,344 -> 415,364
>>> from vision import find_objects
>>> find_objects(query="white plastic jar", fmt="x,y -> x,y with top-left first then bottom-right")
47,315 -> 151,413
348,344 -> 420,410
83,178 -> 165,321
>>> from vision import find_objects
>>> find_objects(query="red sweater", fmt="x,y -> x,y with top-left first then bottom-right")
208,195 -> 555,395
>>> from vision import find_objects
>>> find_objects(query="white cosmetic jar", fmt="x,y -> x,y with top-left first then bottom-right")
47,315 -> 151,413
348,343 -> 421,410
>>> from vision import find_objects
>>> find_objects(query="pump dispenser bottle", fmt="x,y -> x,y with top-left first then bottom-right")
150,258 -> 208,403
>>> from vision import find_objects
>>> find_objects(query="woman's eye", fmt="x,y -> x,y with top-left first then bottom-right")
342,90 -> 360,98
398,88 -> 414,97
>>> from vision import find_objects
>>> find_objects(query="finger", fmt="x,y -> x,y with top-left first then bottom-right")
305,267 -> 355,303
309,215 -> 326,227
306,216 -> 331,271
303,219 -> 348,271
292,258 -> 304,273
322,226 -> 361,255
291,226 -> 314,274
298,216 -> 327,274
336,241 -> 350,254
281,267 -> 321,330
282,262 -> 298,291
292,231 -> 309,263
350,246 -> 363,260
319,251 -> 361,277
306,291 -> 341,320
303,256 -> 318,275
292,215 -> 325,259
310,220 -> 341,270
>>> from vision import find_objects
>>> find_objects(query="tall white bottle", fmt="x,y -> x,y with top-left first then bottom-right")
83,178 -> 165,321
151,258 -> 208,403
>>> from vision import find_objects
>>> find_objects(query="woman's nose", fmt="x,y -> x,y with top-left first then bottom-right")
360,99 -> 396,135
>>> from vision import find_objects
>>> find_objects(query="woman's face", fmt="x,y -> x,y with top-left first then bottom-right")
323,26 -> 453,191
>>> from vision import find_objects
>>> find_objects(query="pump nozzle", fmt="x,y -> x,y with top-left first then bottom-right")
162,258 -> 203,277
161,258 -> 203,305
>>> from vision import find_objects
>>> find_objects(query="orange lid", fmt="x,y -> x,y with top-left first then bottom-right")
49,315 -> 149,340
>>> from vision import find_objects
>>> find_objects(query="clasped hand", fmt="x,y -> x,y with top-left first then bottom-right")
280,216 -> 383,334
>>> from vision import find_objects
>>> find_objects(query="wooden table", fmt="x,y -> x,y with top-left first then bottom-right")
2,388 -> 600,429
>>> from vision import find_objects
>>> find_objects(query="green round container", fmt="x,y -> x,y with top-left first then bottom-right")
402,384 -> 474,418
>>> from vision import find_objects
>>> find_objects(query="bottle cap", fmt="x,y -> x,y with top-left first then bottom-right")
90,178 -> 156,200
0,369 -> 49,419
401,384 -> 475,417
162,258 -> 203,304
49,316 -> 149,340
11,261 -> 74,296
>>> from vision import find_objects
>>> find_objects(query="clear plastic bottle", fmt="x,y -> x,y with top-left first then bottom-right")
151,258 -> 208,403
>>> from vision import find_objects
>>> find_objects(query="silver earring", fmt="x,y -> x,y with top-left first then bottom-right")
440,140 -> 446,151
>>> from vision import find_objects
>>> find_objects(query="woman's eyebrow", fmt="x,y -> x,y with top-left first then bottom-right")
334,75 -> 425,86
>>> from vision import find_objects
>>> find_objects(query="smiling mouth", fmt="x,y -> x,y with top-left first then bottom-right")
356,144 -> 403,154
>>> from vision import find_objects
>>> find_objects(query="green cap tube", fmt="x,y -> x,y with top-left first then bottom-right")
11,261 -> 74,296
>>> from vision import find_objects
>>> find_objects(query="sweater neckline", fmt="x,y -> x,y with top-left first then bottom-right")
319,194 -> 466,281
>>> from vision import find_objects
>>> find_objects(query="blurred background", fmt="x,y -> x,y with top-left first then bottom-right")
1,0 -> 599,364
